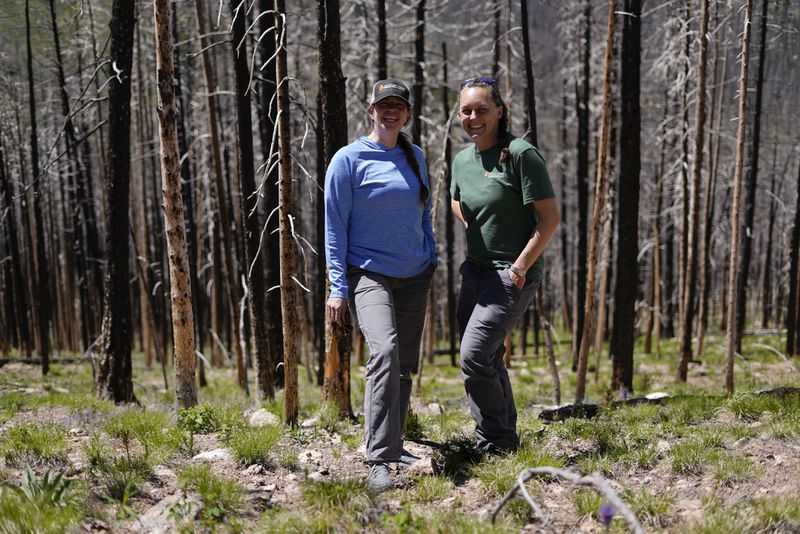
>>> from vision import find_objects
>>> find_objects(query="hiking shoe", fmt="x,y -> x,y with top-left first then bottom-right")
367,462 -> 393,492
399,448 -> 421,465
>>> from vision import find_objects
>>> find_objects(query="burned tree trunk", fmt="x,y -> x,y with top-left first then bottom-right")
230,0 -> 273,399
609,0 -> 641,394
97,0 -> 136,403
318,0 -> 352,418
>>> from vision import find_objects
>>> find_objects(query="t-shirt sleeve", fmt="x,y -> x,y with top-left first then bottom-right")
517,147 -> 555,205
324,149 -> 353,299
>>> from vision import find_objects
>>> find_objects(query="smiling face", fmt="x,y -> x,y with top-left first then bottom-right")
458,87 -> 504,151
368,97 -> 411,138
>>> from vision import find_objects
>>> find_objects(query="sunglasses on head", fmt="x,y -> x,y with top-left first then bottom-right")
461,77 -> 498,87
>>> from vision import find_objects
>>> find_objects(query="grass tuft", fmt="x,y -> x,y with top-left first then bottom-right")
178,463 -> 244,528
227,424 -> 283,465
1,423 -> 68,465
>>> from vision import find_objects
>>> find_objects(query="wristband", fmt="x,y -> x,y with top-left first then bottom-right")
509,265 -> 527,277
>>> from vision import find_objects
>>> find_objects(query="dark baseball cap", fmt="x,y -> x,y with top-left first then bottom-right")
369,78 -> 411,106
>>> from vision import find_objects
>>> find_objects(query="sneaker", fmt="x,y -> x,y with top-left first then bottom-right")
367,462 -> 393,492
399,448 -> 421,465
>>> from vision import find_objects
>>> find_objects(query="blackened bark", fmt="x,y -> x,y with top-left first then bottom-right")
0,141 -> 31,357
572,0 -> 590,371
610,0 -> 641,394
735,0 -> 768,349
786,161 -> 800,355
318,0 -> 352,417
520,0 -> 537,145
412,0 -> 425,146
376,0 -> 387,80
257,0 -> 284,388
230,0 -> 272,399
26,0 -> 51,374
97,0 -> 137,403
442,42 -> 456,366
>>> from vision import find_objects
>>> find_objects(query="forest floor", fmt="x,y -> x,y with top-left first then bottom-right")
0,330 -> 799,533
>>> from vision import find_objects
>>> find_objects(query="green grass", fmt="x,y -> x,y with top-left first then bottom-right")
622,487 -> 675,528
105,407 -> 179,462
571,489 -> 603,519
178,463 -> 244,529
408,475 -> 452,503
470,447 -> 564,497
1,423 -> 68,465
712,453 -> 760,486
669,439 -> 715,475
227,424 -> 283,465
0,479 -> 83,534
300,477 -> 373,513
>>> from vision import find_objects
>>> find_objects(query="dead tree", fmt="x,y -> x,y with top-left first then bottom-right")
96,0 -> 137,403
154,0 -> 198,409
725,0 -> 754,395
677,0 -> 710,381
735,0 -> 769,350
609,0 -> 641,394
318,0 -> 352,418
575,0 -> 617,405
275,0 -> 300,425
572,0 -> 590,371
230,0 -> 272,399
25,0 -> 51,374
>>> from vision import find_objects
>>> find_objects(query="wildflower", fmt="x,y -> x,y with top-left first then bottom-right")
599,502 -> 616,529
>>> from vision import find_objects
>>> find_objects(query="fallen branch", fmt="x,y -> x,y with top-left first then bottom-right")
490,466 -> 645,534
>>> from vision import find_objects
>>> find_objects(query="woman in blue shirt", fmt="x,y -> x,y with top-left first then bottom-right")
325,78 -> 437,491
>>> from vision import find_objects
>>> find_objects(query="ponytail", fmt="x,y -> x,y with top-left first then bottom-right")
397,132 -> 429,204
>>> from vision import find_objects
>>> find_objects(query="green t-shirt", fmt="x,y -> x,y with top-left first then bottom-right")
450,134 -> 554,282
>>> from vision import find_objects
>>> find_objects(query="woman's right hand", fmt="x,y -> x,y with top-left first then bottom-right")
326,297 -> 348,325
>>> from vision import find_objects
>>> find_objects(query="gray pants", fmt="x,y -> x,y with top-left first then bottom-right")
457,261 -> 537,453
348,265 -> 434,463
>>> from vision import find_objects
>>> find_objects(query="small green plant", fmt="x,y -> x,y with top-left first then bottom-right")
724,394 -> 782,421
277,449 -> 299,469
227,424 -> 282,465
404,407 -> 424,441
0,469 -> 83,533
105,408 -> 177,462
178,403 -> 221,434
470,447 -> 563,497
1,423 -> 68,465
315,400 -> 341,433
178,463 -> 244,529
339,431 -> 362,450
95,453 -> 152,501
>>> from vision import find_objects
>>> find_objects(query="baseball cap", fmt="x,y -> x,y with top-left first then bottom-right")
369,79 -> 411,106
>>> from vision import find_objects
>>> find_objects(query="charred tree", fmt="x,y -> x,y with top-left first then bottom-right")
609,0 -> 641,394
318,0 -> 352,418
96,0 -> 137,403
735,0 -> 769,349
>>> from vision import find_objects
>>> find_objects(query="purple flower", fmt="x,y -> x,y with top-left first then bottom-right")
599,502 -> 617,526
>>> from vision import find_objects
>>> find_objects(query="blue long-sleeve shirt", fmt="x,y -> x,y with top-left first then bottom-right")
325,136 -> 437,299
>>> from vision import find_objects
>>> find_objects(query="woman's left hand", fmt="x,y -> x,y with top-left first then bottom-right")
508,268 -> 525,289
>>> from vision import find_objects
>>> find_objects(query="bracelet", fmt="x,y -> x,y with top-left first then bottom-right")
509,265 -> 527,276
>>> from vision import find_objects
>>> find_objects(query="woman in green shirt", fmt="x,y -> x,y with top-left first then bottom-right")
450,77 -> 560,454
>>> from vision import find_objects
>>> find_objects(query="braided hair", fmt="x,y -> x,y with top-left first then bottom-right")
460,78 -> 511,165
396,131 -> 429,204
